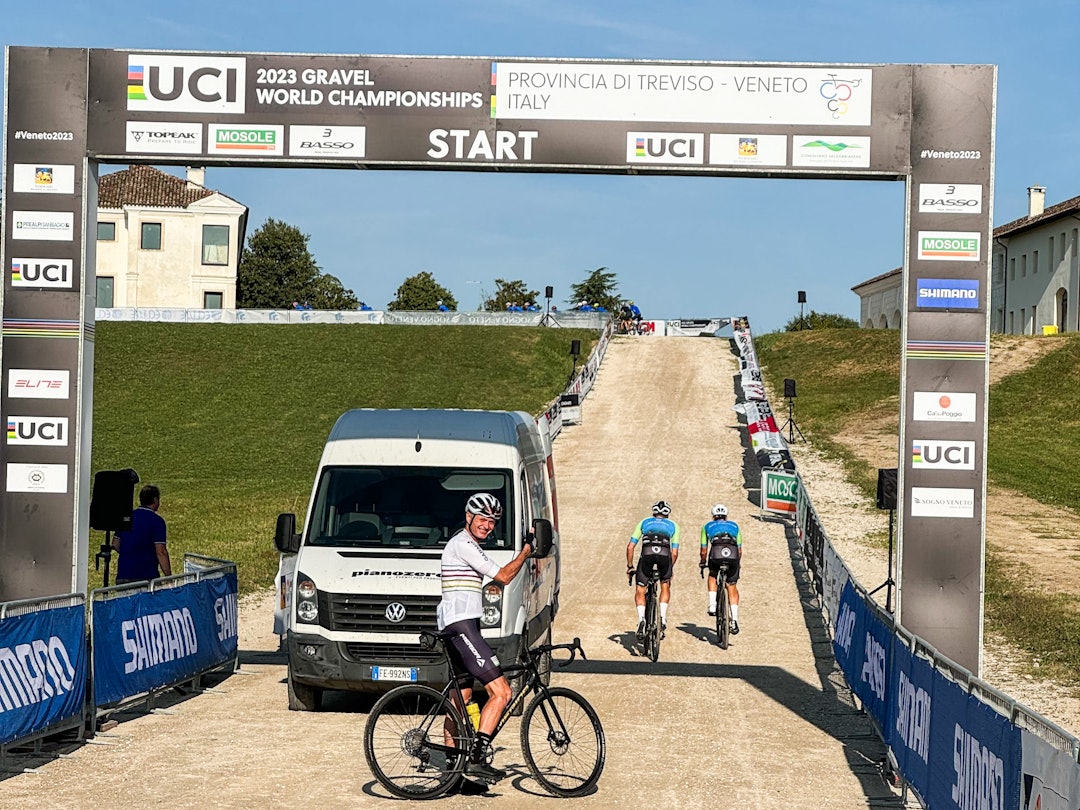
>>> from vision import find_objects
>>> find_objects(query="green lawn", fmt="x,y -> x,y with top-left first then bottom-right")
90,323 -> 595,593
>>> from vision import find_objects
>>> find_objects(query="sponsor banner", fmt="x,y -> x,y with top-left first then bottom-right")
887,639 -> 936,796
12,164 -> 76,194
1020,729 -> 1080,810
127,54 -> 246,114
11,258 -> 74,289
911,440 -> 975,470
820,535 -> 851,628
208,124 -> 284,156
911,487 -> 975,519
625,131 -> 704,165
756,447 -> 794,472
918,183 -> 982,214
907,339 -> 986,361
761,469 -> 799,514
8,369 -> 70,399
916,278 -> 979,309
559,392 -> 581,425
11,211 -> 74,241
125,121 -> 203,154
831,582 -> 890,732
0,604 -> 87,745
636,320 -> 663,335
7,416 -> 69,446
917,231 -> 981,261
792,136 -> 871,168
288,125 -> 367,158
92,572 -> 239,706
912,391 -> 976,422
665,318 -> 727,336
708,134 -> 787,166
7,463 -> 69,493
492,63 -> 873,126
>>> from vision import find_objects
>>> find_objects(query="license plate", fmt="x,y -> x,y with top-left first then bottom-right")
371,666 -> 418,682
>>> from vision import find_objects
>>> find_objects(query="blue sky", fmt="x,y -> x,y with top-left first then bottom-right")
3,1 -> 1079,332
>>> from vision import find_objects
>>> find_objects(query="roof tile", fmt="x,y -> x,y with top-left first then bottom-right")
98,165 -> 214,209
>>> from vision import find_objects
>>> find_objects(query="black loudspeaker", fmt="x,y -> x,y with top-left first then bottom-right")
876,468 -> 898,511
797,290 -> 807,303
783,378 -> 797,398
90,469 -> 139,532
545,286 -> 554,299
569,339 -> 581,357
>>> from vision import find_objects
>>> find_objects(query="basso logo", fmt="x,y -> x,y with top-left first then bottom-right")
911,440 -> 975,470
7,416 -> 69,446
625,131 -> 705,165
209,124 -> 283,155
11,258 -> 73,289
918,183 -> 982,214
288,125 -> 367,158
127,54 -> 246,114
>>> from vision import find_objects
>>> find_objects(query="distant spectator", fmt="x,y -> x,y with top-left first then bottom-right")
359,301 -> 373,311
437,300 -> 450,312
594,302 -> 607,312
300,301 -> 313,310
550,305 -> 558,313
525,301 -> 539,312
577,301 -> 593,312
292,300 -> 301,310
629,300 -> 642,320
112,485 -> 171,584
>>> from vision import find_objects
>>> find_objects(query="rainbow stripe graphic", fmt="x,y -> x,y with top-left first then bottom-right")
912,444 -> 924,464
11,262 -> 23,282
489,63 -> 497,118
906,339 -> 986,361
6,420 -> 16,441
128,64 -> 146,101
635,138 -> 646,157
2,319 -> 81,339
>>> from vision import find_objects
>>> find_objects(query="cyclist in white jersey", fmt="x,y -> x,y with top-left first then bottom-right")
438,492 -> 533,783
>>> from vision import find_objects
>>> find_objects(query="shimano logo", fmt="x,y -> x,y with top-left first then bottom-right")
919,289 -> 977,299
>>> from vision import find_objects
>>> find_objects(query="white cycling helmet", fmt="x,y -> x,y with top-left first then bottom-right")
712,503 -> 728,519
466,492 -> 503,519
652,500 -> 672,517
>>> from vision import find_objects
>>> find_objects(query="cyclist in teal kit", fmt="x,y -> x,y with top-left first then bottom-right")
699,503 -> 742,634
626,500 -> 680,639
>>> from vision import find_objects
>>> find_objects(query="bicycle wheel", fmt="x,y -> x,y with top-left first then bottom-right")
717,578 -> 731,650
364,685 -> 467,799
645,586 -> 660,662
521,686 -> 606,797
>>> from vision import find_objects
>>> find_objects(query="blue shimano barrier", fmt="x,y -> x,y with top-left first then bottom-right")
92,572 -> 238,706
0,600 -> 86,745
887,637 -> 936,798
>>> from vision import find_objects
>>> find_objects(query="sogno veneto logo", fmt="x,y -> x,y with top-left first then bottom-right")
910,487 -> 974,519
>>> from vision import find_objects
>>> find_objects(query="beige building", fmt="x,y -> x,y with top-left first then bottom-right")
852,185 -> 1080,334
95,166 -> 248,309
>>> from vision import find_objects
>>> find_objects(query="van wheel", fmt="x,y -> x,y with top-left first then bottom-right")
287,669 -> 322,711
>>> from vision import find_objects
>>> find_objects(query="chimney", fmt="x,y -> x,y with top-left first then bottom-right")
1027,184 -> 1046,218
186,166 -> 206,189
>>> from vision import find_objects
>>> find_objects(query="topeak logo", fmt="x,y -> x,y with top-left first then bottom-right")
127,55 -> 246,114
385,602 -> 407,623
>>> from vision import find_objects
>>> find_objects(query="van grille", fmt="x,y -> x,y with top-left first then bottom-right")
324,592 -> 439,634
343,642 -> 444,664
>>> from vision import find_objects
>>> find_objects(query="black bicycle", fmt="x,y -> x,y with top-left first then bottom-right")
701,560 -> 734,649
363,631 -> 605,799
629,561 -> 663,662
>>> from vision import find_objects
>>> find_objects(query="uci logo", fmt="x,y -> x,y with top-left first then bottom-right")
7,416 -> 68,446
127,54 -> 246,114
626,131 -> 705,165
11,258 -> 73,288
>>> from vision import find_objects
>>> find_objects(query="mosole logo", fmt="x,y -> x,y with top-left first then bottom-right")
7,416 -> 69,447
918,231 -> 980,261
8,369 -> 70,400
12,211 -> 74,242
127,54 -> 246,114
911,440 -> 975,470
912,391 -> 976,422
6,463 -> 68,494
916,278 -> 979,309
918,183 -> 982,214
11,258 -> 74,289
125,121 -> 203,154
626,132 -> 705,165
792,136 -> 871,168
288,125 -> 367,158
12,164 -> 76,195
209,124 -> 283,155
910,487 -> 974,518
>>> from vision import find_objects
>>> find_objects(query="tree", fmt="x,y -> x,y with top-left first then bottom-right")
236,218 -> 359,309
567,267 -> 620,312
388,271 -> 458,311
783,310 -> 859,331
483,278 -> 540,312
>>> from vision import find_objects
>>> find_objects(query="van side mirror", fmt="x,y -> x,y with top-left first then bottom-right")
530,518 -> 554,558
275,513 -> 301,554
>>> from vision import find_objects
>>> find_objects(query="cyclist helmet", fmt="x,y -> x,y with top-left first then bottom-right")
651,500 -> 672,517
712,503 -> 728,519
466,492 -> 503,520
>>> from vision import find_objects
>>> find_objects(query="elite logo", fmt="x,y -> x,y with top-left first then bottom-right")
8,369 -> 70,400
127,54 -> 246,114
11,258 -> 73,289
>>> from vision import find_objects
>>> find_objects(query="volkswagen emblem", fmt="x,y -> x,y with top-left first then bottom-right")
385,602 -> 407,623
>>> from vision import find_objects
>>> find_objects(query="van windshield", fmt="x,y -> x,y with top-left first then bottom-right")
306,466 -> 514,551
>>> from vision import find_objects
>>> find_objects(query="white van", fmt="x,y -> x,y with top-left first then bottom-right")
274,408 -> 560,710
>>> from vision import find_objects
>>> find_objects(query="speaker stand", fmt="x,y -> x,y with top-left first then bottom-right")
539,296 -> 558,327
868,508 -> 896,613
94,530 -> 115,587
778,397 -> 805,443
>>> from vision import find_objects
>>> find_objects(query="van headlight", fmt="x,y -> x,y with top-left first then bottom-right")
296,573 -> 319,623
481,583 -> 502,627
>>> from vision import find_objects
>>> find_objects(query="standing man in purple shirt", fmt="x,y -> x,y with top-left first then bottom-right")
112,484 -> 171,584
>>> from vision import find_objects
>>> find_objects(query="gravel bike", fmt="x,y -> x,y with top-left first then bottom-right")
363,631 -> 605,799
702,559 -> 735,649
630,559 -> 664,662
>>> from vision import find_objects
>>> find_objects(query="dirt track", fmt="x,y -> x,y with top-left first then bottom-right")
2,336 -> 912,808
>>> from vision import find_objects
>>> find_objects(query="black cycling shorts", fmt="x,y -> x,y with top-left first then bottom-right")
708,558 -> 741,585
635,552 -> 673,586
443,619 -> 504,685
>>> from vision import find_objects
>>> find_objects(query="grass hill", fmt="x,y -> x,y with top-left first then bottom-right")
91,323 -> 596,592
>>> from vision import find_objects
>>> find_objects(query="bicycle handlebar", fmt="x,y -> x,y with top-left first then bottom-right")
540,636 -> 587,668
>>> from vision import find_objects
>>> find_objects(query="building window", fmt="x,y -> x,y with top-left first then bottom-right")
1049,237 -> 1054,267
1008,311 -> 1015,334
97,276 -> 114,308
1009,258 -> 1015,281
202,225 -> 229,265
97,222 -> 116,241
203,291 -> 223,309
1033,250 -> 1039,274
1062,233 -> 1068,262
1021,308 -> 1026,334
141,222 -> 162,250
